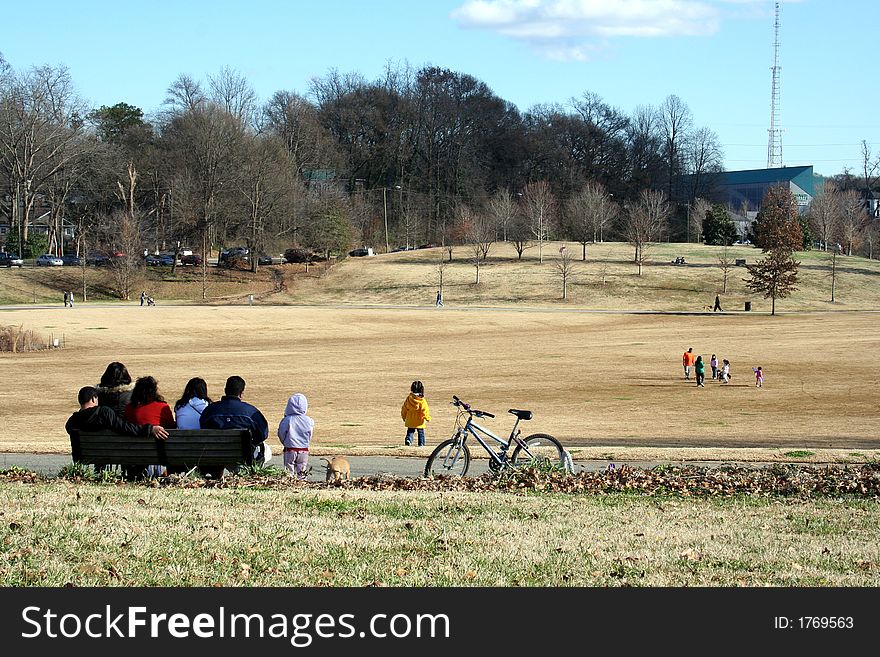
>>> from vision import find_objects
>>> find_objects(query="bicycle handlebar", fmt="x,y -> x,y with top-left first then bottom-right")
451,396 -> 494,418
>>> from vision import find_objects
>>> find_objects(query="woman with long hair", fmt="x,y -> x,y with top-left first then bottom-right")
174,377 -> 212,430
96,361 -> 133,416
123,376 -> 176,429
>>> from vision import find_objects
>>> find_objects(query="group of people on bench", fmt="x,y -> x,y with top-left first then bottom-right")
65,361 -> 270,478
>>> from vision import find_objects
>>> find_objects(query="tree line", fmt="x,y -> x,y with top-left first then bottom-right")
1,55 -> 877,289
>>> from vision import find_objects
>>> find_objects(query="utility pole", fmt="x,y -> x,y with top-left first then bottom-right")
382,187 -> 389,253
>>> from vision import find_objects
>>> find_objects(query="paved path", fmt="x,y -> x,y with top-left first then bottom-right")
1,452 -> 806,481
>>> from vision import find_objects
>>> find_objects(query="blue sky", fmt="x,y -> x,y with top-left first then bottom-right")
2,0 -> 875,177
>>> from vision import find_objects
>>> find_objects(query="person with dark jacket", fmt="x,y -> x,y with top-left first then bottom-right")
199,376 -> 270,477
96,362 -> 134,416
66,386 -> 169,441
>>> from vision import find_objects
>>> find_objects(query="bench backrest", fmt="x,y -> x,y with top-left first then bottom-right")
71,429 -> 253,468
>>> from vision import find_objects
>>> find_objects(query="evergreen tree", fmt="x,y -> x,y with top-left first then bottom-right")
702,204 -> 738,245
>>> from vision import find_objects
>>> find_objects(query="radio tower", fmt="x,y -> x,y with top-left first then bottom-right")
766,1 -> 783,168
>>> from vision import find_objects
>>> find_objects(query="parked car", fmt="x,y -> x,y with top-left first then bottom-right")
144,254 -> 161,266
257,254 -> 273,265
61,254 -> 81,266
158,253 -> 177,266
87,253 -> 110,266
180,253 -> 202,266
0,252 -> 23,268
219,247 -> 249,268
348,248 -> 372,257
417,244 -> 436,249
36,254 -> 63,267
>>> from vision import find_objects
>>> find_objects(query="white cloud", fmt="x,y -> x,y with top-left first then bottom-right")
451,0 -> 731,60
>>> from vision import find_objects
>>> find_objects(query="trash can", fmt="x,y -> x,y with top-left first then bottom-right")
744,301 -> 751,312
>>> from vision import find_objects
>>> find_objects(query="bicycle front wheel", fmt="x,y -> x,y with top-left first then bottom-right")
424,439 -> 471,477
511,433 -> 572,472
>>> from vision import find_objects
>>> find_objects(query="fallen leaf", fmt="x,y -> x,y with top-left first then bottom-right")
680,549 -> 702,562
395,568 -> 407,577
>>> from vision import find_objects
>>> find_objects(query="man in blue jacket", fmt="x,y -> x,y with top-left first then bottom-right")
200,376 -> 270,476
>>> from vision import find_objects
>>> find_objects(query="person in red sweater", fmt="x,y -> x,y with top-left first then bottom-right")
124,376 -> 176,429
123,376 -> 176,478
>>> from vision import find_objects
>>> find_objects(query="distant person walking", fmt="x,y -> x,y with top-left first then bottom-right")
435,290 -> 443,307
752,366 -> 764,388
68,291 -> 74,308
401,380 -> 431,447
140,291 -> 146,306
713,295 -> 722,312
710,354 -> 718,381
695,355 -> 705,387
63,291 -> 69,308
682,347 -> 696,380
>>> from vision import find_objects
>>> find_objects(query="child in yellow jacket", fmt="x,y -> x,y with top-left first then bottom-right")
401,380 -> 431,447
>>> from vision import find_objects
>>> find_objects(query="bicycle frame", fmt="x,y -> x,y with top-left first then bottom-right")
456,411 -> 524,468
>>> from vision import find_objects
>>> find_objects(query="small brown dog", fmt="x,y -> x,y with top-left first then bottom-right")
322,456 -> 351,483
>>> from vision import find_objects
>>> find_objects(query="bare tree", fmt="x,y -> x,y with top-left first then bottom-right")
658,94 -> 693,200
689,197 -> 711,243
682,127 -> 723,201
459,205 -> 485,284
838,189 -> 866,256
623,189 -> 670,275
553,244 -> 577,300
717,245 -> 734,294
565,181 -> 617,259
861,139 -> 880,194
105,163 -> 145,300
809,181 -> 840,251
208,67 -> 258,129
826,250 -> 838,302
0,63 -> 90,243
487,188 -> 516,242
522,181 -> 556,263
507,205 -> 533,260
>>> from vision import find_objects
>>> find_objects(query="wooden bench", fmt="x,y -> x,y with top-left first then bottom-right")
71,429 -> 254,476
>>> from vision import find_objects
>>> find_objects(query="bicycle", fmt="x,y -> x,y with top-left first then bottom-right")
424,395 -> 573,477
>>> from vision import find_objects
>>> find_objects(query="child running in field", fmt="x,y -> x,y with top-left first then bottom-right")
401,380 -> 431,447
752,366 -> 764,388
278,393 -> 314,480
721,359 -> 731,384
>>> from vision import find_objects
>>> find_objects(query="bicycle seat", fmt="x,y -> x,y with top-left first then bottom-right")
508,409 -> 532,420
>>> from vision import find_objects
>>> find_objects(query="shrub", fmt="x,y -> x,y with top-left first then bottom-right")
0,324 -> 50,352
283,248 -> 317,263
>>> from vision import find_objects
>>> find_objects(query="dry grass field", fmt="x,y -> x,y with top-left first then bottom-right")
1,302 -> 878,459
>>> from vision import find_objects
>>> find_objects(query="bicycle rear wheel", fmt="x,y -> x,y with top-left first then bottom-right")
424,439 -> 471,477
510,433 -> 571,472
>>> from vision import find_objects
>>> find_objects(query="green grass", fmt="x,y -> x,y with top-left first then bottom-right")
2,478 -> 879,586
783,450 -> 816,458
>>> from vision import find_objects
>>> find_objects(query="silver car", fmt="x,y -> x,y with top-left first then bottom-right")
35,254 -> 64,266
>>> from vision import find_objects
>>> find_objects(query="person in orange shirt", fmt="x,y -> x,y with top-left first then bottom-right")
682,347 -> 696,379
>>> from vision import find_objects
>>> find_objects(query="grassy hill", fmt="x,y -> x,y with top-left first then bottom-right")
1,241 -> 878,311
